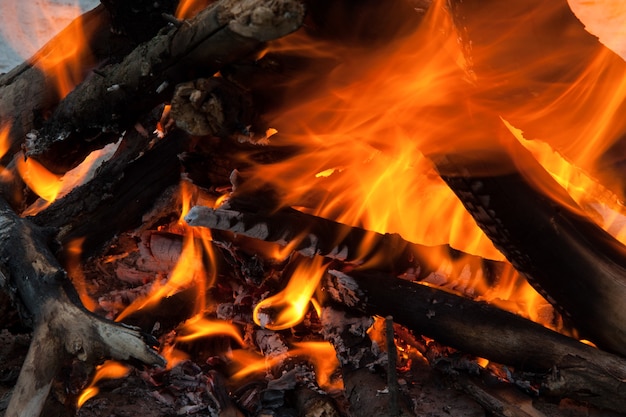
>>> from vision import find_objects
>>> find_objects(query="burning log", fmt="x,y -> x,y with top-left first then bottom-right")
323,268 -> 626,413
23,0 -> 305,174
0,196 -> 164,417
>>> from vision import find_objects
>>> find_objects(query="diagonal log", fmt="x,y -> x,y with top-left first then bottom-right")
0,196 -> 164,417
430,127 -> 626,357
184,205 -> 511,285
24,0 -> 305,174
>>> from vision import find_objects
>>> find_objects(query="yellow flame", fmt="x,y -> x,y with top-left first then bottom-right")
77,361 -> 130,408
291,341 -> 342,390
253,257 -> 327,330
176,315 -> 244,345
16,153 -> 62,202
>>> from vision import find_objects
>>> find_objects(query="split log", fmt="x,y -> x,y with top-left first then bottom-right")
0,196 -> 164,417
323,268 -> 626,413
24,0 -> 305,174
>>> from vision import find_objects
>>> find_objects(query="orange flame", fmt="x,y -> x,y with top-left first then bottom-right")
230,341 -> 340,390
116,182 -> 216,322
16,153 -> 62,203
0,1 -> 95,98
0,125 -> 13,183
253,257 -> 327,330
77,361 -> 130,408
65,237 -> 98,312
177,315 -> 244,345
175,0 -> 213,19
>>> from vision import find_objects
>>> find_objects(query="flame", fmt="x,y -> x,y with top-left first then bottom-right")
230,341 -> 341,390
0,125 -> 13,183
18,143 -> 118,216
177,315 -> 244,345
291,341 -> 342,390
253,257 -> 327,330
77,360 -> 130,408
0,0 -> 95,98
116,182 -> 216,321
175,0 -> 213,19
16,153 -> 62,203
65,237 -> 98,312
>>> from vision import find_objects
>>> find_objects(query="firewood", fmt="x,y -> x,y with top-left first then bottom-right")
430,130 -> 626,358
324,268 -> 626,413
24,0 -> 305,174
0,196 -> 164,417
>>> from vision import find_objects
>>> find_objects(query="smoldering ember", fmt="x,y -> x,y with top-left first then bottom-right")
2,0 -> 626,416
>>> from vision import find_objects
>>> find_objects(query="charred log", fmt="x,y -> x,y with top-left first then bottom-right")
323,268 -> 626,413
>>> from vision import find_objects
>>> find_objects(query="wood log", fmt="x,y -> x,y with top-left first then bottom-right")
323,268 -> 626,413
0,196 -> 164,417
31,117 -> 184,257
429,128 -> 626,357
24,0 -> 305,174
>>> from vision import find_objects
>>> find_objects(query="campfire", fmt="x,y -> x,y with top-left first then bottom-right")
1,0 -> 626,416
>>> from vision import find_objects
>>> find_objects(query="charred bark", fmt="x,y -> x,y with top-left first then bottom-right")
184,205 -> 508,282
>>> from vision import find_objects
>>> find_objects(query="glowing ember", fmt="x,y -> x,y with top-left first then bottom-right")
253,256 -> 327,330
175,0 -> 212,19
77,361 -> 130,408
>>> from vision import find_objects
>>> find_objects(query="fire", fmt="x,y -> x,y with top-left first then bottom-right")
116,182 -> 216,321
0,0 -> 95,98
253,256 -> 327,330
77,360 -> 130,408
230,341 -> 340,390
16,153 -> 62,203
17,142 -> 118,216
0,124 -> 12,183
175,0 -> 213,19
177,315 -> 244,345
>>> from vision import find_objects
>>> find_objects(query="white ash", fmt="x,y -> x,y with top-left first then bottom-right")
256,329 -> 288,357
325,270 -> 362,307
320,307 -> 376,368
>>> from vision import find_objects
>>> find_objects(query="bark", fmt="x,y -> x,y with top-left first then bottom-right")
31,119 -> 184,257
323,268 -> 626,413
0,196 -> 164,417
24,0 -> 305,174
